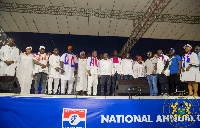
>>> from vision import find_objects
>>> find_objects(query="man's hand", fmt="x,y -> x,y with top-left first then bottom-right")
98,74 -> 101,78
55,67 -> 59,72
161,70 -> 165,74
152,70 -> 155,75
182,68 -> 185,72
61,69 -> 65,74
4,61 -> 9,66
186,66 -> 190,71
4,61 -> 13,66
177,70 -> 181,75
41,64 -> 46,69
88,70 -> 91,76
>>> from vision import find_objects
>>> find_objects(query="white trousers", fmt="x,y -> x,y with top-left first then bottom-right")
88,74 -> 98,95
61,79 -> 74,94
48,77 -> 60,94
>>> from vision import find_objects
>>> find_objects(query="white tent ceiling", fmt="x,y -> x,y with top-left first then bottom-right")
0,0 -> 200,41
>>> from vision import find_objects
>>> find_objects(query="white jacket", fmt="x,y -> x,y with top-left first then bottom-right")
48,54 -> 61,78
99,59 -> 113,76
157,55 -> 170,76
133,61 -> 146,78
110,57 -> 122,74
121,59 -> 134,75
33,53 -> 49,74
87,56 -> 99,75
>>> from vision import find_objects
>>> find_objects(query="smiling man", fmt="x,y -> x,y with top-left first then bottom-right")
33,46 -> 49,94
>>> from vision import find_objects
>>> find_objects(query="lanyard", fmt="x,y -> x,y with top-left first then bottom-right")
169,55 -> 175,62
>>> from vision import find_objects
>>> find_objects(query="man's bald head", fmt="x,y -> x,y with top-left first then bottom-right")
194,46 -> 200,53
103,53 -> 108,60
157,49 -> 163,56
8,38 -> 15,46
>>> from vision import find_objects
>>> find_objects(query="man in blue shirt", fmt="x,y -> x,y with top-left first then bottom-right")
169,48 -> 182,95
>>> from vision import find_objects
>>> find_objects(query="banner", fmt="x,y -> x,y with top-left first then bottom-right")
0,96 -> 199,128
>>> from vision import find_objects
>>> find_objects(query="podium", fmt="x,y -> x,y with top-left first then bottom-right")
115,79 -> 150,96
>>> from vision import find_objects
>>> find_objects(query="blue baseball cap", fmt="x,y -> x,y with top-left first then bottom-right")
170,48 -> 175,51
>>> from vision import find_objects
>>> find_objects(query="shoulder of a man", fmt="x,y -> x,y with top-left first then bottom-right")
164,55 -> 169,59
60,53 -> 66,61
175,55 -> 181,61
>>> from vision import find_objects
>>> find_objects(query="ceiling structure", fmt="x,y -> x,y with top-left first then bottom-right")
0,0 -> 200,55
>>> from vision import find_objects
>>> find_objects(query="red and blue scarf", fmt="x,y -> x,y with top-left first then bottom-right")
113,57 -> 119,63
64,53 -> 75,67
90,56 -> 98,67
33,53 -> 48,61
160,54 -> 166,63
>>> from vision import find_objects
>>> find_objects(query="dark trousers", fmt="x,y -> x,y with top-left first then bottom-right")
181,82 -> 188,95
169,74 -> 181,95
124,75 -> 133,80
34,72 -> 48,93
100,75 -> 111,96
157,74 -> 169,94
97,78 -> 101,96
112,73 -> 121,95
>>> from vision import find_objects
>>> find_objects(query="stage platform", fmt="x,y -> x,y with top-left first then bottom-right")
0,93 -> 200,99
0,93 -> 200,128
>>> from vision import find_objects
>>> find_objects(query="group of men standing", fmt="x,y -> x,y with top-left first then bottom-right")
0,38 -> 200,96
145,45 -> 200,96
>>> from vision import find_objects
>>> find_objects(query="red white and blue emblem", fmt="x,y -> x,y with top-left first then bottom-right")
62,108 -> 87,128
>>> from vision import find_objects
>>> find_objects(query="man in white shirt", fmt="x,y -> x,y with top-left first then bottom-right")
60,46 -> 78,95
0,38 -> 19,76
99,53 -> 113,96
157,49 -> 170,96
110,50 -> 121,96
145,51 -> 158,96
33,46 -> 49,94
133,56 -> 146,79
87,50 -> 99,96
121,53 -> 134,79
48,48 -> 61,95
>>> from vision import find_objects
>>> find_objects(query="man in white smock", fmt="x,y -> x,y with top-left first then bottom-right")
48,48 -> 61,95
60,46 -> 78,95
0,38 -> 19,76
87,50 -> 99,96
